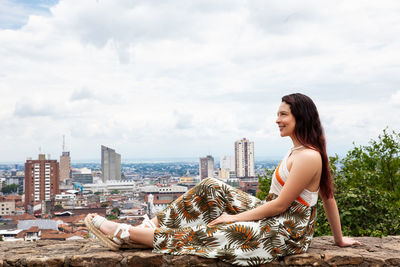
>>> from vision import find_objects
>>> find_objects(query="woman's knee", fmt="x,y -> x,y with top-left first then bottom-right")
199,177 -> 220,186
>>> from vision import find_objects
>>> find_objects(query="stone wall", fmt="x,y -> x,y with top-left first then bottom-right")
0,236 -> 399,266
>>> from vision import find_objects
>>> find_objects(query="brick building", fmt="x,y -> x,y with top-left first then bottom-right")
24,154 -> 60,211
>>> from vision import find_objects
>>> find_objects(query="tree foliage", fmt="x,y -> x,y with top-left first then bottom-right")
110,189 -> 120,194
106,214 -> 119,220
1,184 -> 19,194
111,207 -> 121,216
257,128 -> 400,237
54,204 -> 63,210
316,128 -> 400,237
256,168 -> 274,201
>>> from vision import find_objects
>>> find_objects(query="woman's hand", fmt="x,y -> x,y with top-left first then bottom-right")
335,236 -> 361,247
208,213 -> 237,226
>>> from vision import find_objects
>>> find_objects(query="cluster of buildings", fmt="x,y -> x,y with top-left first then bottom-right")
199,138 -> 259,195
0,138 -> 261,242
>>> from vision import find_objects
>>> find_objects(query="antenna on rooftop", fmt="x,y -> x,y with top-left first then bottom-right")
63,134 -> 66,152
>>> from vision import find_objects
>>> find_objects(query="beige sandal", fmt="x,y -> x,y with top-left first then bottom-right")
84,214 -> 149,250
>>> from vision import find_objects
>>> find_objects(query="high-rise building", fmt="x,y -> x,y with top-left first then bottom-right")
101,145 -> 121,182
220,155 -> 235,170
235,138 -> 255,178
60,152 -> 71,182
199,155 -> 214,179
24,154 -> 60,211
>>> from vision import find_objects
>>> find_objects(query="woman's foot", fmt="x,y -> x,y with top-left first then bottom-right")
86,213 -> 151,249
90,213 -> 122,237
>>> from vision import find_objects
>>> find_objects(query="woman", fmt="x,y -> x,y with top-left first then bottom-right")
85,93 -> 360,266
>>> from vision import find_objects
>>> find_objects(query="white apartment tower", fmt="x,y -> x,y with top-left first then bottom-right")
101,145 -> 121,182
199,155 -> 214,179
220,155 -> 235,170
235,138 -> 255,178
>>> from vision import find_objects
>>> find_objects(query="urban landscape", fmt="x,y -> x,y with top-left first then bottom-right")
0,138 -> 277,242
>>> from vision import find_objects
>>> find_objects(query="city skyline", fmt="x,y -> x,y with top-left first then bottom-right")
1,1 -> 400,162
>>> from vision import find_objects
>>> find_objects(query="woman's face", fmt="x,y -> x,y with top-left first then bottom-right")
276,101 -> 296,138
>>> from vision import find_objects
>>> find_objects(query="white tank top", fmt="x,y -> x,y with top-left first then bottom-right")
269,151 -> 319,206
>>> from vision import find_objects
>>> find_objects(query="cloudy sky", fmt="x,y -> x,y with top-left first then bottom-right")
0,0 -> 399,163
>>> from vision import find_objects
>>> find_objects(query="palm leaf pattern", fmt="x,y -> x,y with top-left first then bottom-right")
215,245 -> 236,262
245,256 -> 270,266
224,224 -> 259,251
191,227 -> 219,249
176,189 -> 201,223
164,206 -> 181,228
153,178 -> 317,266
283,201 -> 309,224
205,224 -> 219,237
261,230 -> 285,254
259,216 -> 278,237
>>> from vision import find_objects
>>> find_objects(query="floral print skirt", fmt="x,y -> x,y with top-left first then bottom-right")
153,178 -> 317,266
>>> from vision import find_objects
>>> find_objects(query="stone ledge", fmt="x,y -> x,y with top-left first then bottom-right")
0,236 -> 399,266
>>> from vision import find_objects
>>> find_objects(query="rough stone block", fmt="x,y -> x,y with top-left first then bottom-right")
69,252 -> 123,267
284,253 -> 322,266
26,256 -> 65,267
125,251 -> 163,267
324,252 -> 363,266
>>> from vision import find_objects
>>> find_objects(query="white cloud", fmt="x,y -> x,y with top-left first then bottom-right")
0,0 -> 399,162
13,99 -> 57,117
390,90 -> 400,106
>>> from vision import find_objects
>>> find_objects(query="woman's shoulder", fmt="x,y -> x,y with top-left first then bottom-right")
295,148 -> 322,164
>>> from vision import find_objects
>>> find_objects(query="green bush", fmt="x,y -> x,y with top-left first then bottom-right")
106,214 -> 119,220
1,184 -> 18,194
256,168 -> 274,201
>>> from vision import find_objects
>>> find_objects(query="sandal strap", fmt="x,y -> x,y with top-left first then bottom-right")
139,214 -> 156,228
113,223 -> 131,241
92,215 -> 106,228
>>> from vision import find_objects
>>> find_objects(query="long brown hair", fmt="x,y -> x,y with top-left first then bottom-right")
282,93 -> 334,199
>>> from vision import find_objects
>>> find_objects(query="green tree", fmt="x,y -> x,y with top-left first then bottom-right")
111,207 -> 121,216
54,204 -> 63,210
1,184 -> 19,194
110,189 -> 120,194
316,128 -> 400,237
106,214 -> 119,220
256,168 -> 275,201
340,128 -> 400,198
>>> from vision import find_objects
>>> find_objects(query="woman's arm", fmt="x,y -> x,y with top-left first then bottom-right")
209,150 -> 320,225
321,195 -> 361,247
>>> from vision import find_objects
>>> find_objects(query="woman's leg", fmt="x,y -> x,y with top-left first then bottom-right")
128,227 -> 154,247
150,217 -> 159,227
157,178 -> 262,228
